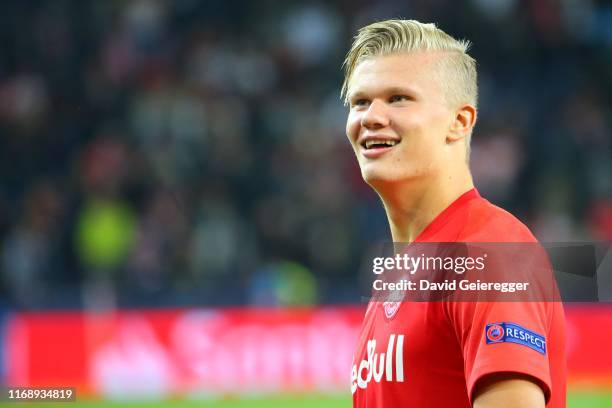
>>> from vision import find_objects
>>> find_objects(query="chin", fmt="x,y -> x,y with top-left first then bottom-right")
360,165 -> 421,188
361,167 -> 399,187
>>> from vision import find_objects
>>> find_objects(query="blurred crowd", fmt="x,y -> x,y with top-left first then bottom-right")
0,0 -> 611,309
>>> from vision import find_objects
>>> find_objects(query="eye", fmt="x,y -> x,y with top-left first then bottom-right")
351,98 -> 370,108
389,95 -> 410,103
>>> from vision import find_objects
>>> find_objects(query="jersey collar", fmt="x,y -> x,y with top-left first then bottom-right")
414,188 -> 480,242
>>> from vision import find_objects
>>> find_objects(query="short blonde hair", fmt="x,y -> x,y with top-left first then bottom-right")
341,19 -> 478,110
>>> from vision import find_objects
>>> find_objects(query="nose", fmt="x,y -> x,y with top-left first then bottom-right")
361,99 -> 390,130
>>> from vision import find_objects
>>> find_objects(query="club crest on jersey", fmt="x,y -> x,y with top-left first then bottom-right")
485,322 -> 546,355
383,301 -> 401,318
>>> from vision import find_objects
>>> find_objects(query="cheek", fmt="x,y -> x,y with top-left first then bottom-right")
346,113 -> 360,141
395,108 -> 446,143
393,107 -> 424,130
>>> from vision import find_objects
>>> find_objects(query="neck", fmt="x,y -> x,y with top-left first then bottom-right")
376,166 -> 474,242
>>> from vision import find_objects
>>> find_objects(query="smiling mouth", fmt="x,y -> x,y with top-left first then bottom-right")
362,139 -> 400,149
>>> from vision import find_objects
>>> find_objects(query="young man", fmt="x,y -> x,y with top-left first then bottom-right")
343,20 -> 566,407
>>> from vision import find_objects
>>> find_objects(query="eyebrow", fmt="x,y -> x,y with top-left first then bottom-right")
347,86 -> 420,101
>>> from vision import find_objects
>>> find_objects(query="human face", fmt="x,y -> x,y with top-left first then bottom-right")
345,52 -> 456,187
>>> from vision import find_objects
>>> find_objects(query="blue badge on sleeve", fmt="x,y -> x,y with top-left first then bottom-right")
485,322 -> 546,355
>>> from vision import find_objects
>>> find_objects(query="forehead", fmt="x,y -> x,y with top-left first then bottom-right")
348,52 -> 444,97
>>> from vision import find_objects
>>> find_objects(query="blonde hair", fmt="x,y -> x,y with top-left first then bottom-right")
341,19 -> 477,109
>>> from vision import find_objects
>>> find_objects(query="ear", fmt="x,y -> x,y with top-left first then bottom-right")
447,104 -> 477,143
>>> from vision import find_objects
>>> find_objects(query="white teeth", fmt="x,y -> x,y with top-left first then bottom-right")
365,140 -> 398,149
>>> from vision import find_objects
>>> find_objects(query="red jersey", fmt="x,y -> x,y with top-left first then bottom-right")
351,188 -> 566,407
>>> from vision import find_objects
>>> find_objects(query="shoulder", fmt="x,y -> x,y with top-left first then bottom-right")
458,197 -> 537,243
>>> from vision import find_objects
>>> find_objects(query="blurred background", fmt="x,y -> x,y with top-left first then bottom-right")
0,0 -> 611,407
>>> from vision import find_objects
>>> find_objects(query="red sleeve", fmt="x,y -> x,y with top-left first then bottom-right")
446,301 -> 553,404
